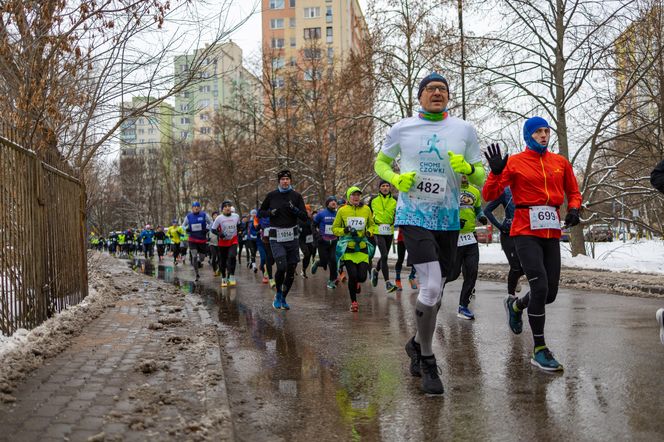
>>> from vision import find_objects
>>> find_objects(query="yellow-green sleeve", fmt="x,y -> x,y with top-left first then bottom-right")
374,152 -> 397,183
332,209 -> 345,237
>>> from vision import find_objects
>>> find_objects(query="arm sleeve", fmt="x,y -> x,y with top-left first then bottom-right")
296,195 -> 308,221
205,213 -> 213,228
374,152 -> 398,183
482,158 -> 511,202
211,215 -> 221,230
465,125 -> 486,187
332,210 -> 345,237
483,195 -> 503,229
258,194 -> 271,218
563,160 -> 582,209
181,217 -> 189,231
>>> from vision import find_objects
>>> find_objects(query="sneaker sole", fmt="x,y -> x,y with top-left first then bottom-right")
530,358 -> 564,372
657,309 -> 664,346
503,296 -> 522,335
456,313 -> 474,320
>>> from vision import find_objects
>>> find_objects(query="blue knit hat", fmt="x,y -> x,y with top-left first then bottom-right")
523,116 -> 550,154
418,72 -> 449,99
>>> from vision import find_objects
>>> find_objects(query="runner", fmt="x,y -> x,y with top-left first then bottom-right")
336,197 -> 348,283
374,72 -> 485,394
332,186 -> 375,312
139,224 -> 155,259
369,180 -> 398,293
394,227 -> 417,291
298,205 -> 316,278
445,175 -> 487,320
312,196 -> 339,289
166,219 -> 185,265
237,214 -> 247,266
484,186 -> 524,297
209,211 -> 220,276
181,202 -> 213,281
245,209 -> 259,272
154,226 -> 167,262
259,170 -> 308,310
256,214 -> 275,286
212,201 -> 240,287
649,159 -> 664,346
482,116 -> 582,372
108,231 -> 118,256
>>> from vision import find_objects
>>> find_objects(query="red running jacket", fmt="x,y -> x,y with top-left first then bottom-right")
482,148 -> 582,239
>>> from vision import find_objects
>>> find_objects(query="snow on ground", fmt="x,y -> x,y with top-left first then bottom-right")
384,238 -> 664,274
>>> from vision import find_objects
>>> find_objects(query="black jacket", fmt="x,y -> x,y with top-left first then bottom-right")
259,189 -> 307,228
651,159 -> 664,194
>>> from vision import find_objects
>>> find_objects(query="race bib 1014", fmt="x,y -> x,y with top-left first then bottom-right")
275,228 -> 295,242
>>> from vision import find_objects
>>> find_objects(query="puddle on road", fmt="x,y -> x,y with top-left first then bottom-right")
127,257 -> 387,441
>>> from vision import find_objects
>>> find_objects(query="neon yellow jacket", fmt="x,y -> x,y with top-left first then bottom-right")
369,193 -> 397,235
332,204 -> 375,264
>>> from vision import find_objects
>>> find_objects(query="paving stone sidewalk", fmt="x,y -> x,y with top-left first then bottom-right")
0,255 -> 234,442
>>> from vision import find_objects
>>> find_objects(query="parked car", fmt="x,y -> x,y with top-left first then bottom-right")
476,225 -> 493,243
584,224 -> 613,242
560,227 -> 571,242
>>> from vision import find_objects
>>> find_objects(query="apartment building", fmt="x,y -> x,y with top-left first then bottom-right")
119,97 -> 174,157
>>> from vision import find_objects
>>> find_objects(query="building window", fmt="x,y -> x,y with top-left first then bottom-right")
303,27 -> 321,39
271,38 -> 285,49
289,0 -> 295,6
180,117 -> 190,124
272,77 -> 285,88
148,128 -> 155,135
304,7 -> 320,18
304,69 -> 321,81
289,17 -> 296,28
180,104 -> 189,112
184,91 -> 191,98
200,71 -> 210,79
137,128 -> 145,134
289,57 -> 297,67
180,131 -> 188,139
200,127 -> 211,135
199,99 -> 210,108
303,48 -> 321,59
199,85 -> 211,93
327,47 -> 334,63
179,64 -> 188,72
270,18 -> 284,29
272,57 -> 285,69
326,6 -> 332,22
290,37 -> 296,47
326,26 -> 333,43
269,0 -> 284,9
200,113 -> 209,121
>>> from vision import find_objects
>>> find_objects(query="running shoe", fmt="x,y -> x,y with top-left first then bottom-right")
371,268 -> 379,287
395,279 -> 403,292
350,301 -> 359,312
269,279 -> 276,288
281,296 -> 290,310
214,270 -> 220,277
385,281 -> 398,293
262,274 -> 269,284
408,276 -> 418,290
252,263 -> 257,273
457,306 -> 475,320
272,293 -> 283,310
531,347 -> 564,372
326,280 -> 337,289
301,271 -> 308,279
228,275 -> 236,286
420,355 -> 444,395
404,337 -> 421,377
311,261 -> 319,275
504,296 -> 523,334
220,278 -> 228,288
657,308 -> 664,346
339,271 -> 347,282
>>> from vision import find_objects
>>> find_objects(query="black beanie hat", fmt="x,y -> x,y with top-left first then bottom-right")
325,196 -> 336,207
277,169 -> 292,180
417,72 -> 449,99
379,179 -> 390,187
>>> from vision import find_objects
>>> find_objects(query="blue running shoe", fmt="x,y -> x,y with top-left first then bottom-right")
272,292 -> 283,310
326,280 -> 336,289
504,296 -> 523,334
311,261 -> 319,275
457,305 -> 475,320
281,296 -> 290,310
531,347 -> 564,372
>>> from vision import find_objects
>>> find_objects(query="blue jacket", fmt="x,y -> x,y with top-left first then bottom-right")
139,229 -> 155,244
313,208 -> 337,241
484,187 -> 515,234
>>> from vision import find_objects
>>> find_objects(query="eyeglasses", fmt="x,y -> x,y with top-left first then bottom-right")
424,85 -> 448,93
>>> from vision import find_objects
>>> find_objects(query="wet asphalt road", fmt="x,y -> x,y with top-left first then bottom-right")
130,257 -> 664,441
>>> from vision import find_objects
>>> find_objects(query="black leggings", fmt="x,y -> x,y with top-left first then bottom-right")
395,241 -> 406,274
500,232 -> 524,295
299,239 -> 316,271
219,244 -> 238,277
316,240 -> 338,281
374,234 -> 393,281
210,245 -> 220,272
345,261 -> 369,302
246,239 -> 257,264
513,236 -> 561,349
447,242 -> 479,307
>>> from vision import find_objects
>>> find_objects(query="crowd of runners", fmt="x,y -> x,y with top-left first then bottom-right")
89,71 -> 664,396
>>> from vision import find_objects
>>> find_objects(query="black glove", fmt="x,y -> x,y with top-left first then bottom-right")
564,208 -> 580,227
270,208 -> 279,216
484,143 -> 509,175
460,219 -> 466,229
344,226 -> 357,235
478,215 -> 488,225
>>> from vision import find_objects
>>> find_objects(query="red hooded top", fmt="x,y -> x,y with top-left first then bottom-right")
482,148 -> 582,239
